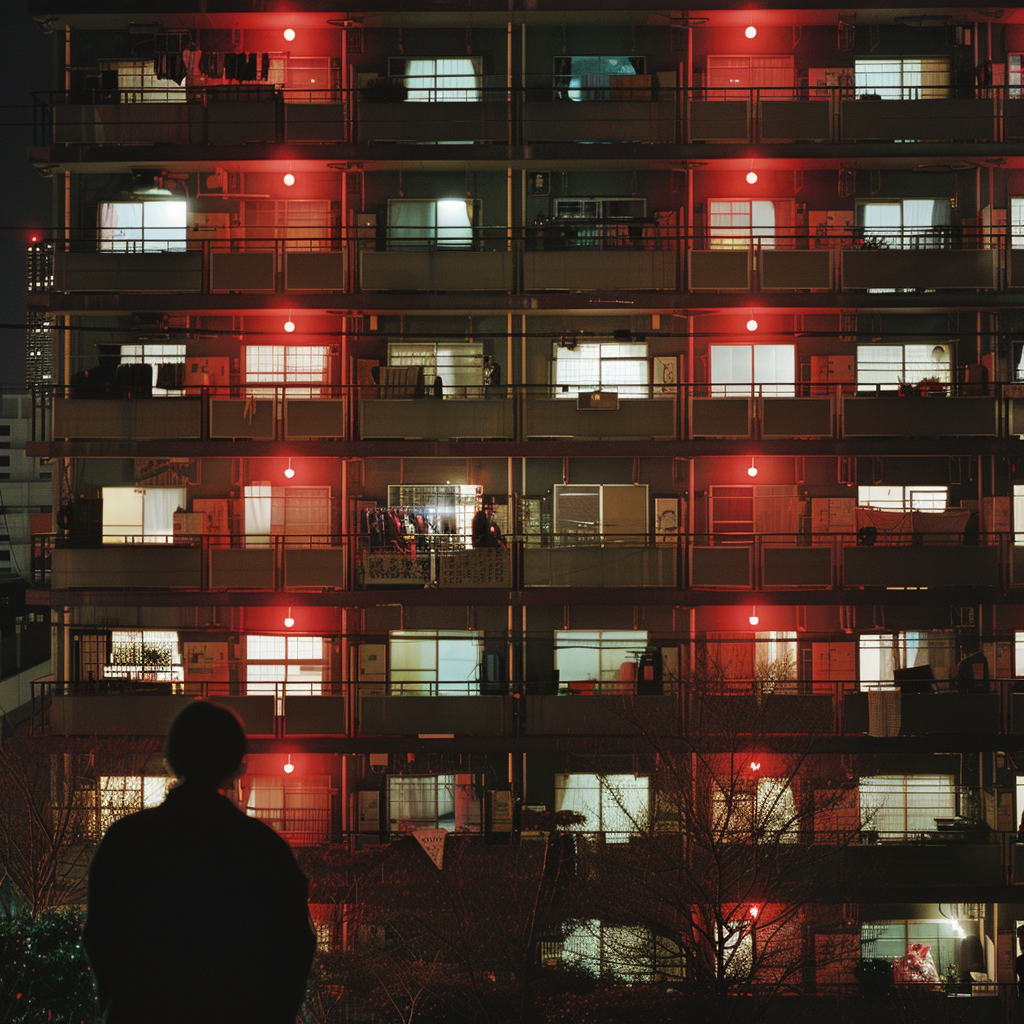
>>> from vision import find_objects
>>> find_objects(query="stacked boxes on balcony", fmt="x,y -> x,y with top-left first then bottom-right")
25,0 -> 1024,1000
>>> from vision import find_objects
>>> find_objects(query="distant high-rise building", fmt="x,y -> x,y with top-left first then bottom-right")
26,241 -> 53,386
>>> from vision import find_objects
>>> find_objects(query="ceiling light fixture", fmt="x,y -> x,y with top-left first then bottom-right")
747,458 -> 758,479
283,28 -> 296,42
748,606 -> 759,626
285,458 -> 295,480
284,607 -> 295,629
284,316 -> 295,333
283,172 -> 295,187
745,20 -> 757,39
284,754 -> 295,774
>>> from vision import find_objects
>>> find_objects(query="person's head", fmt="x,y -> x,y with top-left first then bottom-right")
165,700 -> 247,788
483,497 -> 494,514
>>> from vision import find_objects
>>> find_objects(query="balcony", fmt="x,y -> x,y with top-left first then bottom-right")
841,247 -> 998,291
360,695 -> 510,735
842,395 -> 998,436
525,221 -> 677,291
52,241 -> 348,295
523,541 -> 675,588
839,96 -> 997,142
359,544 -> 511,590
360,249 -> 512,292
844,692 -> 1001,735
43,87 -> 347,146
49,391 -> 345,442
360,395 -> 514,440
523,393 -> 676,440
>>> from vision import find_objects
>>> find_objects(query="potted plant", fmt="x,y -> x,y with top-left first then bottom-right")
917,375 -> 947,396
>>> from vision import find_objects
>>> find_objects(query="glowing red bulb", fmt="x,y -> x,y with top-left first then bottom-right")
745,25 -> 757,39
283,28 -> 296,42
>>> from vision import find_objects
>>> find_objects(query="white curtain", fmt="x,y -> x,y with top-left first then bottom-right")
244,484 -> 272,546
142,487 -> 185,541
405,58 -> 481,102
388,199 -> 435,249
555,773 -> 648,842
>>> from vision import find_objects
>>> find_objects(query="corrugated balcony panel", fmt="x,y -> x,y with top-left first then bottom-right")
209,548 -> 275,589
207,99 -> 278,143
210,399 -> 275,438
1010,250 -> 1024,287
54,251 -> 203,293
841,249 -> 998,290
53,398 -> 202,440
842,396 -> 997,436
284,104 -> 346,141
283,696 -> 348,735
360,251 -> 513,291
209,252 -> 276,292
689,398 -> 751,438
360,398 -> 514,440
525,695 -> 678,735
840,97 -> 997,141
360,696 -> 510,735
284,548 -> 346,590
359,101 -> 509,143
523,251 -> 677,291
523,547 -> 675,587
758,100 -> 831,141
759,250 -> 832,290
521,101 -> 676,142
53,103 -> 194,144
1012,546 -> 1024,585
842,844 -> 1002,887
523,397 -> 675,440
690,546 -> 752,587
691,695 -> 834,734
284,251 -> 347,291
762,546 -> 832,587
845,693 -> 1000,734
843,546 -> 1000,587
1010,398 -> 1024,436
52,546 -> 202,589
760,397 -> 831,438
49,694 -> 192,735
687,100 -> 749,141
1006,98 -> 1024,139
285,399 -> 345,439
688,250 -> 750,291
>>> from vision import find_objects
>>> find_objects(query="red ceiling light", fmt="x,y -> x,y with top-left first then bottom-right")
284,458 -> 295,479
746,169 -> 758,185
284,318 -> 296,333
745,20 -> 757,39
283,173 -> 296,187
283,28 -> 296,42
748,606 -> 759,625
747,458 -> 758,479
284,607 -> 295,629
748,904 -> 760,918
746,316 -> 759,332
284,754 -> 295,774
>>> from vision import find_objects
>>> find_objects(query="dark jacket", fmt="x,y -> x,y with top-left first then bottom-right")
83,783 -> 315,1024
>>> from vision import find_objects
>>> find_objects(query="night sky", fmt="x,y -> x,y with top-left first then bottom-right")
1,18 -> 57,386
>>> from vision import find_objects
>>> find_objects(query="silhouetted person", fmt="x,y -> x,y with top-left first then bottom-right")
83,701 -> 315,1024
472,499 -> 505,549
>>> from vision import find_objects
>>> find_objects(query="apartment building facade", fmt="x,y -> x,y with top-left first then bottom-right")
23,0 -> 1024,1008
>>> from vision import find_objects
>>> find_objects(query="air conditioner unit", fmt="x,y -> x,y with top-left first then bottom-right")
577,391 -> 619,410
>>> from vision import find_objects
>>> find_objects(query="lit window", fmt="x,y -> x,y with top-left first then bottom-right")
103,61 -> 186,103
395,58 -> 483,102
387,199 -> 477,250
858,775 -> 955,839
554,630 -> 648,691
709,200 -> 787,250
388,630 -> 482,694
245,346 -> 329,398
267,57 -> 337,103
553,56 -> 647,101
101,486 -> 186,544
854,58 -> 951,100
858,200 -> 951,250
856,344 -> 951,391
554,773 -> 649,842
718,919 -> 755,978
709,344 -> 795,397
242,485 -> 332,548
388,341 -> 484,397
857,631 -> 954,690
245,635 -> 326,713
712,777 -> 798,843
120,342 -> 186,395
561,920 -> 656,981
98,200 -> 187,253
861,919 -> 967,974
97,776 -> 170,836
107,630 -> 183,682
857,486 -> 947,512
553,341 -> 649,398
246,774 -> 331,840
388,774 -> 482,832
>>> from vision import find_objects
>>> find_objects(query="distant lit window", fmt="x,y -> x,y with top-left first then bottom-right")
554,773 -> 649,842
553,341 -> 648,398
388,630 -> 482,694
245,346 -> 329,398
98,776 -> 170,834
107,630 -> 183,682
98,200 -> 187,253
856,344 -> 951,391
857,486 -> 947,512
553,56 -> 646,101
101,486 -> 185,544
387,199 -> 477,250
854,58 -> 950,100
246,775 -> 332,839
388,774 -> 482,832
393,58 -> 482,102
709,344 -> 795,397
